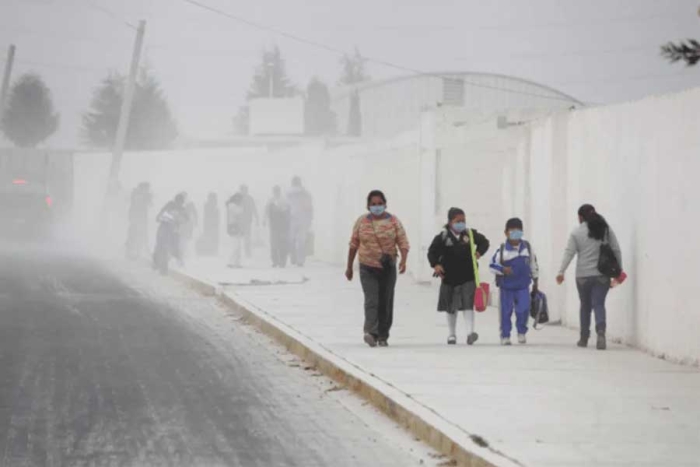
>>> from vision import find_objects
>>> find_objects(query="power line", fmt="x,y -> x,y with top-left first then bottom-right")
82,0 -> 137,30
181,0 -> 578,104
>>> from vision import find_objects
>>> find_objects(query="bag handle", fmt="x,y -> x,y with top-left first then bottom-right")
467,229 -> 481,286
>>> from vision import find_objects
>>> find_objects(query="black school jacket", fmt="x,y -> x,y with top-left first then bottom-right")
427,228 -> 490,286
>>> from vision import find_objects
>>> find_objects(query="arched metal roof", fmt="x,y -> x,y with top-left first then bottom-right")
339,71 -> 584,106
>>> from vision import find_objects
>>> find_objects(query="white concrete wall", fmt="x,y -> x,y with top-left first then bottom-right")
72,86 -> 700,364
508,87 -> 700,365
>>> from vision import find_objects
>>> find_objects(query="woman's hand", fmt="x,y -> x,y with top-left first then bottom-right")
433,265 -> 445,278
345,267 -> 354,281
399,259 -> 407,274
556,274 -> 565,285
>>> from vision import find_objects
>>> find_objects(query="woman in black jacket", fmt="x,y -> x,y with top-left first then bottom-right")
428,208 -> 490,345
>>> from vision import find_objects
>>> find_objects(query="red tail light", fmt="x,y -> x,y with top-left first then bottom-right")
45,196 -> 53,208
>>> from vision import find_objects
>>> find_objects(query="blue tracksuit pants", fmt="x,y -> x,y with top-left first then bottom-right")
500,288 -> 530,338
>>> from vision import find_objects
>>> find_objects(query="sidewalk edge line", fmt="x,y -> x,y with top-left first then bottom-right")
171,268 -> 524,467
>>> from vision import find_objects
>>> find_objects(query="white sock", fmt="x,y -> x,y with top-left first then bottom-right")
447,313 -> 457,337
463,309 -> 475,335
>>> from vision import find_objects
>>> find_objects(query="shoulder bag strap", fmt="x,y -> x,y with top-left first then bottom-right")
467,229 -> 480,286
369,217 -> 388,256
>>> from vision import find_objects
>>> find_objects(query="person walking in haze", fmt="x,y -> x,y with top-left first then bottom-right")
153,192 -> 189,275
557,204 -> 623,350
264,185 -> 291,268
126,182 -> 152,259
196,192 -> 220,256
179,198 -> 199,265
428,208 -> 490,345
346,190 -> 410,348
287,176 -> 314,267
490,218 -> 539,346
226,192 -> 245,268
238,185 -> 259,258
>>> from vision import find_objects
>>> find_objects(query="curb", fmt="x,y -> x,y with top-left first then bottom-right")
170,268 -> 524,467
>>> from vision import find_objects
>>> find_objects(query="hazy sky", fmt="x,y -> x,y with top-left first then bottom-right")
1,0 -> 699,147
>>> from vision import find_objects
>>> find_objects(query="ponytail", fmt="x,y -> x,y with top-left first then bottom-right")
578,204 -> 608,241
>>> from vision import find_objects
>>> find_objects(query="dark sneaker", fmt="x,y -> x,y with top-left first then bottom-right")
377,340 -> 388,347
577,339 -> 588,348
597,335 -> 606,350
364,333 -> 377,348
467,333 -> 479,345
447,336 -> 457,345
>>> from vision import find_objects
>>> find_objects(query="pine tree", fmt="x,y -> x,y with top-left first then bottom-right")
661,40 -> 700,66
304,78 -> 336,136
1,73 -> 59,147
338,48 -> 369,136
234,46 -> 298,135
82,69 -> 177,150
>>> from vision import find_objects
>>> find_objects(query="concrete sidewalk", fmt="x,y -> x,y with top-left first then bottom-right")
180,258 -> 700,467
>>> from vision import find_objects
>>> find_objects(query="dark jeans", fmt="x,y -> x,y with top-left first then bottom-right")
153,222 -> 178,274
576,276 -> 610,338
269,226 -> 289,267
359,263 -> 397,340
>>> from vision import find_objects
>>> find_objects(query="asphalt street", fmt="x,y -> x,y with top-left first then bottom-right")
0,245 -> 435,467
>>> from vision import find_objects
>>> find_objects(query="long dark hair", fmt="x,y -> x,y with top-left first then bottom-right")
578,204 -> 608,241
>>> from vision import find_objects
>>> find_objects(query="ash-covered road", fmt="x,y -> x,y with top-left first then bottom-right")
0,246 -> 436,467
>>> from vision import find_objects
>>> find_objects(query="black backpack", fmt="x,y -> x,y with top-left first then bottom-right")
598,230 -> 622,278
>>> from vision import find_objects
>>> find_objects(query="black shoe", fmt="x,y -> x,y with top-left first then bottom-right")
364,333 -> 377,348
597,334 -> 606,350
447,336 -> 457,345
467,333 -> 479,345
377,340 -> 388,347
577,339 -> 588,348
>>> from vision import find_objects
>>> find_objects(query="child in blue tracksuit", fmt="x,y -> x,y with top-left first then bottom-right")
489,218 -> 539,345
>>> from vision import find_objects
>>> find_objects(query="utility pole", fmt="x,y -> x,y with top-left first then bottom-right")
0,44 -> 16,116
108,20 -> 146,189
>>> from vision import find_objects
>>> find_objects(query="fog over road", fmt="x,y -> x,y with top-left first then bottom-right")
0,245 -> 435,467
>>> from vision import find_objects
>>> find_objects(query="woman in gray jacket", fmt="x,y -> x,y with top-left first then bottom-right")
556,204 -> 622,350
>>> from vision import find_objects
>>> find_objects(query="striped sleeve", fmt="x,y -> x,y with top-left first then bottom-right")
349,217 -> 362,249
490,246 -> 504,275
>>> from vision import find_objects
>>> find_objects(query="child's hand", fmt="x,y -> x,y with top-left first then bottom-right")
503,266 -> 513,276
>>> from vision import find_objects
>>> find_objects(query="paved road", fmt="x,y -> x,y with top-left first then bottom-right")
0,246 -> 433,467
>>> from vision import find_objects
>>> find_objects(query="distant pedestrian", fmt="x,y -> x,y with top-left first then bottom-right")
153,192 -> 189,275
264,185 -> 291,268
238,185 -> 259,258
180,199 -> 199,265
490,218 -> 539,346
556,204 -> 624,350
428,208 -> 490,345
287,176 -> 314,267
226,193 -> 245,268
196,192 -> 220,256
346,190 -> 410,348
125,182 -> 152,259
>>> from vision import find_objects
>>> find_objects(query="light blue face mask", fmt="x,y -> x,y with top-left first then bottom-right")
451,222 -> 467,233
369,205 -> 386,216
508,229 -> 524,241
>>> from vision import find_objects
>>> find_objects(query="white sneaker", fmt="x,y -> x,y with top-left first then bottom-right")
500,337 -> 512,346
518,334 -> 527,344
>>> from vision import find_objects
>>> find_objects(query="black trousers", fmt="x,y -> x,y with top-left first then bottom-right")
359,264 -> 397,340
